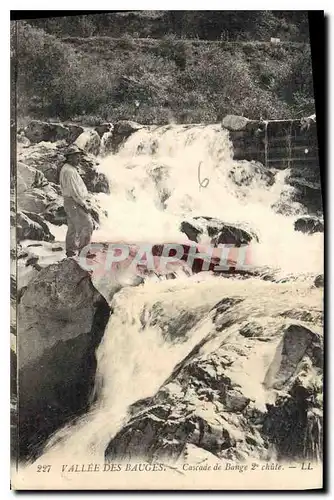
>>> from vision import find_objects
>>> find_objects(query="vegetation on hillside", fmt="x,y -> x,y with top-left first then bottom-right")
12,13 -> 315,125
28,11 -> 310,42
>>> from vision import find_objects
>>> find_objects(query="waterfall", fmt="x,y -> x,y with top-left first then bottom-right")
19,123 -> 323,470
93,124 -> 322,275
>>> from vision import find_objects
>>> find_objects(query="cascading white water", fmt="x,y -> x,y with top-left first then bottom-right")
94,124 -> 323,275
27,124 -> 323,467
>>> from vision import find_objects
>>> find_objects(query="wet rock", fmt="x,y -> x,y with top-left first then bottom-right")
314,274 -> 324,288
294,216 -> 324,234
16,211 -> 55,242
148,163 -> 171,208
146,302 -> 207,343
106,366 -> 262,464
75,129 -> 101,156
111,120 -> 142,152
17,258 -> 111,459
212,224 -> 256,246
180,216 -> 258,246
212,297 -> 243,318
180,221 -> 202,243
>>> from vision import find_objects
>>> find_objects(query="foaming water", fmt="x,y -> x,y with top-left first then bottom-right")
22,124 -> 323,470
26,275 -> 322,467
94,124 -> 323,275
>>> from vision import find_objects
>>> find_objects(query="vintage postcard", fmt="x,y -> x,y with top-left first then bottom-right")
10,11 -> 324,490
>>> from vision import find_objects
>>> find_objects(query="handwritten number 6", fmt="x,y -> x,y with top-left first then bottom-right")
198,162 -> 209,189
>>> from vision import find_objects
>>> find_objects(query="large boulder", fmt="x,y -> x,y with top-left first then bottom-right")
75,130 -> 101,156
24,120 -> 83,144
16,211 -> 55,242
17,161 -> 48,193
263,325 -> 323,461
24,120 -> 68,143
222,114 -> 251,131
17,185 -> 59,214
17,258 -> 111,459
17,161 -> 60,213
294,216 -> 324,234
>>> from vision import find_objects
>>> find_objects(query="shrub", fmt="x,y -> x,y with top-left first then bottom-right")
14,20 -> 315,124
155,34 -> 190,70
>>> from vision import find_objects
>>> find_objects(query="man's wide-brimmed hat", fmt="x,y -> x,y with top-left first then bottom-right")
64,145 -> 84,157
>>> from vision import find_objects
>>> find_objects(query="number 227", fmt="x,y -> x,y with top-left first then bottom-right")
37,465 -> 51,473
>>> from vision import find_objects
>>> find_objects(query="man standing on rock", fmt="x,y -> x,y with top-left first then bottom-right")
59,145 -> 94,258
